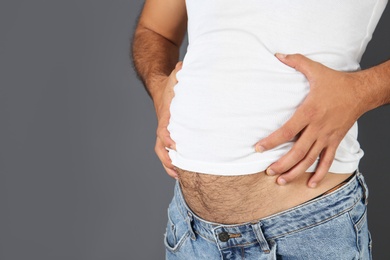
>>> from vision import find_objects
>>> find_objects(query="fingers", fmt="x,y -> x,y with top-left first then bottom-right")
308,146 -> 337,187
155,120 -> 177,179
257,53 -> 352,188
163,164 -> 179,180
170,61 -> 183,82
275,53 -> 321,80
175,61 -> 183,71
153,61 -> 183,179
156,124 -> 176,150
154,61 -> 183,179
255,107 -> 307,153
268,138 -> 338,188
273,140 -> 324,187
155,137 -> 178,179
265,127 -> 317,176
256,52 -> 324,154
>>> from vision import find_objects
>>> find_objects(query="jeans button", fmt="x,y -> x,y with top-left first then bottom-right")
218,232 -> 230,242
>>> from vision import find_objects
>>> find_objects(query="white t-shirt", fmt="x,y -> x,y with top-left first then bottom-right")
167,0 -> 388,176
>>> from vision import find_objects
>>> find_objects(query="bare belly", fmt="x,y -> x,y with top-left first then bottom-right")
175,167 -> 353,224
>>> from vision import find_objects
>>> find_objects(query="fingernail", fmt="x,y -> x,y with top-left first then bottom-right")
275,53 -> 287,59
256,145 -> 265,153
278,178 -> 287,185
309,182 -> 317,188
266,168 -> 276,176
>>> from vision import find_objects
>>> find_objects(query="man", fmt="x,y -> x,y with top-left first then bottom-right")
132,0 -> 389,259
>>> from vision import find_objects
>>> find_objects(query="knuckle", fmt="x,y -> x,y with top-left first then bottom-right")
287,53 -> 298,61
156,127 -> 164,137
295,53 -> 303,59
321,158 -> 333,167
157,128 -> 169,139
282,127 -> 296,140
306,154 -> 318,165
303,106 -> 321,120
271,162 -> 283,172
292,148 -> 306,160
320,132 -> 333,142
163,136 -> 172,146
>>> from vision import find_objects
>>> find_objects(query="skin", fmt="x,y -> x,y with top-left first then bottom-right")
132,0 -> 390,223
132,0 -> 186,179
255,54 -> 390,187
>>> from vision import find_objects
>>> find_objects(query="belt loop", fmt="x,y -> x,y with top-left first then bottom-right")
356,168 -> 369,205
186,211 -> 197,241
251,221 -> 271,254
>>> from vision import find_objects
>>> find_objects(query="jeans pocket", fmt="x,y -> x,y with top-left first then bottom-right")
164,204 -> 190,253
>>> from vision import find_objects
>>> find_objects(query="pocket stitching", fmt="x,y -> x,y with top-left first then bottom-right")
164,229 -> 190,253
165,206 -> 191,253
354,208 -> 367,231
348,206 -> 368,257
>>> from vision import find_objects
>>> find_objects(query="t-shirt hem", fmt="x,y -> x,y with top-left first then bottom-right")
169,150 -> 359,176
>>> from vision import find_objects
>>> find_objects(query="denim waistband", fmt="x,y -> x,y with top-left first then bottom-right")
172,170 -> 368,252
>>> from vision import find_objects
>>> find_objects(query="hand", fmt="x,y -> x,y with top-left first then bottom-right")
154,61 -> 182,179
255,54 -> 368,188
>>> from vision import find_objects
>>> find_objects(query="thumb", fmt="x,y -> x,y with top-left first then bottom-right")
171,61 -> 183,81
275,53 -> 318,79
175,61 -> 183,70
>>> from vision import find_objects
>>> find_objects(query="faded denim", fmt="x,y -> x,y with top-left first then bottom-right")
164,170 -> 371,259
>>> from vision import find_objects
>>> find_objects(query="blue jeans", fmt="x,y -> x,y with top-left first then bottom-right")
164,170 -> 372,259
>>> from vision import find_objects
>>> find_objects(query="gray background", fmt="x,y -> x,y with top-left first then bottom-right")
0,1 -> 389,259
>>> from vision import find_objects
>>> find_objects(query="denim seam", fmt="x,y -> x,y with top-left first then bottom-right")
267,197 -> 361,240
356,172 -> 369,205
167,208 -> 175,228
260,174 -> 358,221
216,241 -> 260,250
355,208 -> 367,231
346,210 -> 362,258
164,230 -> 190,253
173,193 -> 186,220
368,230 -> 373,259
194,230 -> 215,243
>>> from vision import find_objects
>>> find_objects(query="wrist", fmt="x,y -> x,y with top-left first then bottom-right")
149,75 -> 169,112
353,60 -> 390,113
347,71 -> 372,115
352,69 -> 387,113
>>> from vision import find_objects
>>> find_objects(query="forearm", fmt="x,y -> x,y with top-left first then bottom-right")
132,24 -> 180,102
356,59 -> 390,112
